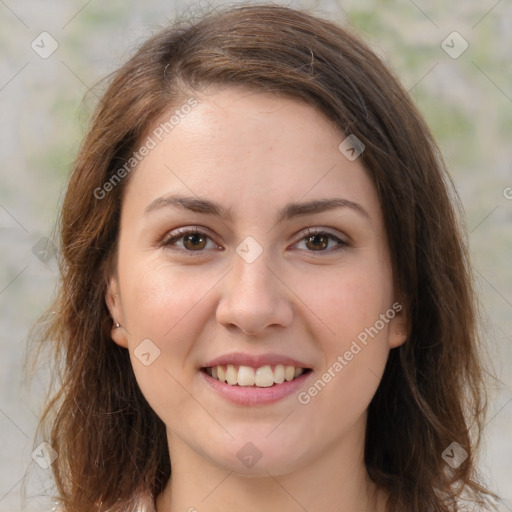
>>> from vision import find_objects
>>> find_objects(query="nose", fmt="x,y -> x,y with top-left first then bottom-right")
215,248 -> 293,336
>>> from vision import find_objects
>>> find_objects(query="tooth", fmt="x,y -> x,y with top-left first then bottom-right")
255,365 -> 274,387
212,363 -> 304,386
238,365 -> 255,386
226,365 -> 238,385
274,364 -> 285,383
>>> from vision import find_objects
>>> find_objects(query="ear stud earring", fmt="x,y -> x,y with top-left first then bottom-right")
113,321 -> 121,329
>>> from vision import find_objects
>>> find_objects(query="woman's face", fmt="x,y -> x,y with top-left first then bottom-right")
107,86 -> 407,476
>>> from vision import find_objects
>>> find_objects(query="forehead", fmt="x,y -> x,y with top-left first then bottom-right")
123,86 -> 381,224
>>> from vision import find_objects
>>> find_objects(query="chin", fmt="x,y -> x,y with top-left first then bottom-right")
199,432 -> 313,477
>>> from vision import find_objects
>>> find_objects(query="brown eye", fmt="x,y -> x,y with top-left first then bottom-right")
296,229 -> 348,253
161,227 -> 347,255
182,232 -> 207,250
162,228 -> 216,252
305,233 -> 329,251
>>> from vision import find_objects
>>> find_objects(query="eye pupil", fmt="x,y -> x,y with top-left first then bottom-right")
306,234 -> 328,250
184,233 -> 207,250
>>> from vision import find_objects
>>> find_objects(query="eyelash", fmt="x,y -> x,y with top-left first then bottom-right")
160,227 -> 348,255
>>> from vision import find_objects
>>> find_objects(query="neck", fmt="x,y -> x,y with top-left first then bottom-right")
155,419 -> 387,512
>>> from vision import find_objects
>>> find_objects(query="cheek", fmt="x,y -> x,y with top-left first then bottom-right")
118,263 -> 205,401
294,345 -> 387,455
291,255 -> 393,411
122,261 -> 215,340
295,268 -> 392,441
292,255 -> 394,346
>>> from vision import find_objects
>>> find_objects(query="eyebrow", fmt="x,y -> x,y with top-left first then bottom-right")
144,194 -> 371,224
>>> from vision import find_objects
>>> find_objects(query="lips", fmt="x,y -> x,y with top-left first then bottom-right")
200,352 -> 312,389
200,366 -> 313,406
202,351 -> 311,369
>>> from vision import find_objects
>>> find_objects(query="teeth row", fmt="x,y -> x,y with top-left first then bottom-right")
207,365 -> 304,387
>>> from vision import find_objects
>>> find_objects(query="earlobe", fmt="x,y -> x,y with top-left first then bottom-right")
389,327 -> 408,349
105,277 -> 129,349
388,306 -> 409,349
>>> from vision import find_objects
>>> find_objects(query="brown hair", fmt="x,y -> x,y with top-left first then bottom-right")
32,3 -> 498,511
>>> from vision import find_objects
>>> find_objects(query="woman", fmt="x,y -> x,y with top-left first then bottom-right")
33,3 -> 498,511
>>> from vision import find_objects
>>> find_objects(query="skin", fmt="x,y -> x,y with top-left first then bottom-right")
106,86 -> 408,512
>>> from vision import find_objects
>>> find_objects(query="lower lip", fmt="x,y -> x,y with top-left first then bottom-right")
200,370 -> 313,406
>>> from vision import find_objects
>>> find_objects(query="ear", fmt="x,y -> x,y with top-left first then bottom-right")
105,275 -> 129,349
387,302 -> 409,349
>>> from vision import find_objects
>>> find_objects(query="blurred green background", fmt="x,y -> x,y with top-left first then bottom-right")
0,0 -> 511,510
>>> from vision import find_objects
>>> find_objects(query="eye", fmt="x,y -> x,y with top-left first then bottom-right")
294,228 -> 348,252
161,227 -> 219,252
160,227 -> 348,254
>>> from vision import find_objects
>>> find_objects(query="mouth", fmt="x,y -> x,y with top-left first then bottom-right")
201,364 -> 313,388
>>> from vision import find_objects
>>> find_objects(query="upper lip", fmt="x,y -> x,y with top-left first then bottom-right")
202,352 -> 312,369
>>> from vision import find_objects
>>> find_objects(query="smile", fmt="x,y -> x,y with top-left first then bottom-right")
202,364 -> 312,387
